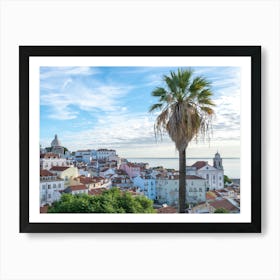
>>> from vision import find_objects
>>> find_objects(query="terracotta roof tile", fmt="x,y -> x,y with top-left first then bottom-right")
68,185 -> 87,191
40,169 -> 54,177
191,161 -> 208,169
40,205 -> 49,213
50,166 -> 69,171
186,175 -> 204,180
209,199 -> 239,212
157,206 -> 177,213
88,188 -> 107,196
206,191 -> 217,200
40,152 -> 60,159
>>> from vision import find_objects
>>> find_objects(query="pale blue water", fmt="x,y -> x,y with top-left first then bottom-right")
127,157 -> 240,179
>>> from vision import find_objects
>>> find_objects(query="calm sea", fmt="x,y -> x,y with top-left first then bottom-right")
127,157 -> 240,179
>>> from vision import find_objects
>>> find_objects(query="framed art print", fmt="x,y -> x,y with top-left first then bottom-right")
19,46 -> 261,233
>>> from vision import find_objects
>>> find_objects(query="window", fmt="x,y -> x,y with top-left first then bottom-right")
199,188 -> 202,192
58,183 -> 61,188
48,194 -> 51,198
191,181 -> 193,186
42,185 -> 46,190
48,185 -> 51,189
53,184 -> 56,189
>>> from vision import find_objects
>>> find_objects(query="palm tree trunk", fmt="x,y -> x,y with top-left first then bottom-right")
178,148 -> 186,213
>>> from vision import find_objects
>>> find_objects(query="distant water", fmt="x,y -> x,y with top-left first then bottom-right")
127,157 -> 240,179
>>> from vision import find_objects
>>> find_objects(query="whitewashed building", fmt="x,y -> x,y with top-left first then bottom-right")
75,149 -> 97,163
187,152 -> 224,190
40,169 -> 65,206
186,175 -> 208,204
64,184 -> 89,195
96,149 -> 117,161
40,153 -> 70,170
156,175 -> 207,206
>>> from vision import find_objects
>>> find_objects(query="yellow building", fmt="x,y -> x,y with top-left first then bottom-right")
49,166 -> 79,186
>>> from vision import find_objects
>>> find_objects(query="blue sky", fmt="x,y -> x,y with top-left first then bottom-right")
40,66 -> 240,158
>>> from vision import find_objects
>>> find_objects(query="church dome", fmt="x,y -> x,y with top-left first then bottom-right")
51,134 -> 61,147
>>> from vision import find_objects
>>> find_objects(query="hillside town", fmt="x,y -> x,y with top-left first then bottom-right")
40,135 -> 240,213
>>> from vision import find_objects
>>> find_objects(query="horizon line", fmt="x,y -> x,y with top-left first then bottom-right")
125,157 -> 240,159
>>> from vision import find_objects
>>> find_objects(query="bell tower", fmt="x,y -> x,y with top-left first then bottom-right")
213,151 -> 223,170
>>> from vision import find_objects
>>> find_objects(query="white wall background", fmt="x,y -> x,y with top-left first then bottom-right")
0,0 -> 279,279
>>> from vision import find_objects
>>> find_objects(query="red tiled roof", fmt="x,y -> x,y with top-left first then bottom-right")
186,175 -> 204,180
213,190 -> 222,197
206,191 -> 217,200
40,152 -> 59,159
192,161 -> 207,169
79,177 -> 94,184
217,189 -> 228,193
50,166 -> 69,171
69,185 -> 87,191
209,199 -> 239,212
88,188 -> 107,196
40,205 -> 49,213
40,169 -> 54,177
157,206 -> 177,213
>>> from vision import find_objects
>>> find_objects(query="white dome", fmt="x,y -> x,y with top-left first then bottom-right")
51,134 -> 61,147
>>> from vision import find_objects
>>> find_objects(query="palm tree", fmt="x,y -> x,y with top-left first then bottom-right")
149,68 -> 215,213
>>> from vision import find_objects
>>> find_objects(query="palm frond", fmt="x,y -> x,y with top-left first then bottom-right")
149,103 -> 163,113
151,87 -> 167,97
150,68 -> 215,150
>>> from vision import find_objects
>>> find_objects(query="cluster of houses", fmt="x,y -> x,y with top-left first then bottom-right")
39,134 -> 240,213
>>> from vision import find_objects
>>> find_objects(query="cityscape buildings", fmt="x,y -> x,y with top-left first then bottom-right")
40,134 -> 240,213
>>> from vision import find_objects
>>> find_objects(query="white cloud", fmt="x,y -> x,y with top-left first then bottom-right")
40,66 -> 98,79
40,66 -> 241,157
40,73 -> 131,120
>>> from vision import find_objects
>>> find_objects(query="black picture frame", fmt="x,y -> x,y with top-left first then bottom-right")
19,46 -> 261,233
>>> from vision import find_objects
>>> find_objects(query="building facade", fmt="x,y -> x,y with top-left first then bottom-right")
133,175 -> 156,200
40,152 -> 69,170
186,152 -> 224,190
40,169 -> 65,206
119,162 -> 141,178
49,166 -> 79,187
156,175 -> 207,206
